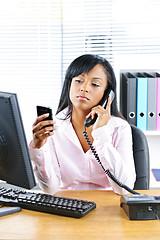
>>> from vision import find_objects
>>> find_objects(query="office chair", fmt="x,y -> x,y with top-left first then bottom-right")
130,125 -> 150,190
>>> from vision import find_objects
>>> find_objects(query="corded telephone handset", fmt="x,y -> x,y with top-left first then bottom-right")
84,88 -> 115,127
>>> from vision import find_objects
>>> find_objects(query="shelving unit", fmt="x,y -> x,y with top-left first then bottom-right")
114,54 -> 160,189
144,131 -> 160,136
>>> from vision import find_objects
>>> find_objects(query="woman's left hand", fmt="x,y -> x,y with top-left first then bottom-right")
86,96 -> 112,130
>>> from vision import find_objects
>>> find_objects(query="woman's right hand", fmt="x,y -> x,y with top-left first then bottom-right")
32,113 -> 56,149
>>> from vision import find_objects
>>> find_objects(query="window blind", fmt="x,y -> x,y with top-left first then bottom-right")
62,0 -> 160,72
0,0 -> 160,140
0,0 -> 62,140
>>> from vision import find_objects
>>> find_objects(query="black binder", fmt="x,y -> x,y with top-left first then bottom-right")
120,72 -> 137,125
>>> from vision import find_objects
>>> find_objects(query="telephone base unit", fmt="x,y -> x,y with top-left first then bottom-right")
120,194 -> 160,220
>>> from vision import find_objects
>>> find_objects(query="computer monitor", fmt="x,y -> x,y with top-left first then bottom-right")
0,91 -> 36,189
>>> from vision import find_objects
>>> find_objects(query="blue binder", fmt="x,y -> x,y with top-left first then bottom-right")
136,73 -> 148,130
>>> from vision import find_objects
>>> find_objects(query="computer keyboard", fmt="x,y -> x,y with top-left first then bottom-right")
0,186 -> 96,218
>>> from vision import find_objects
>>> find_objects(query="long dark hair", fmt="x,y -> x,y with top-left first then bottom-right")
56,54 -> 123,119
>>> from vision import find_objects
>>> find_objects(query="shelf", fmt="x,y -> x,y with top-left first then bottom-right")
143,131 -> 160,136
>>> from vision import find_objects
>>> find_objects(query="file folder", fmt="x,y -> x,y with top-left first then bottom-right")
136,73 -> 148,131
152,169 -> 160,181
120,73 -> 137,125
143,73 -> 157,130
156,73 -> 160,130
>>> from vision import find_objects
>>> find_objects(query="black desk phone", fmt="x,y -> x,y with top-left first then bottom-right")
120,194 -> 160,220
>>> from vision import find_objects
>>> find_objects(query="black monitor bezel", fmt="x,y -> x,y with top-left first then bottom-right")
0,91 -> 36,189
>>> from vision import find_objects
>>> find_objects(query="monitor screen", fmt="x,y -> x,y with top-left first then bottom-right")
0,91 -> 36,189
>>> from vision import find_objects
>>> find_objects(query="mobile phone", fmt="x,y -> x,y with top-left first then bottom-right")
36,106 -> 53,120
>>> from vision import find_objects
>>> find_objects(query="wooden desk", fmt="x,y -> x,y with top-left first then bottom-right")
0,190 -> 160,240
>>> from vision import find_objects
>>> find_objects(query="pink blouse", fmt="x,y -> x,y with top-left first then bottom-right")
29,110 -> 136,195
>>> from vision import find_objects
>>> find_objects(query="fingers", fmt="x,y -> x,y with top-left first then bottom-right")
86,99 -> 111,129
34,126 -> 54,141
33,113 -> 49,126
86,111 -> 95,120
93,106 -> 108,119
32,127 -> 54,149
33,119 -> 55,134
32,113 -> 56,149
86,96 -> 112,119
33,113 -> 55,131
87,103 -> 110,119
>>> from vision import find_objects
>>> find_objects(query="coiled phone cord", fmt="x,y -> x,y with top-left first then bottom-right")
83,127 -> 140,195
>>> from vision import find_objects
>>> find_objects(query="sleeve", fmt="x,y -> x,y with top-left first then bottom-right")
92,119 -> 136,195
29,137 -> 61,194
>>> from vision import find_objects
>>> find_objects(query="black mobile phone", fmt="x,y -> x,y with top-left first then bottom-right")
36,106 -> 53,120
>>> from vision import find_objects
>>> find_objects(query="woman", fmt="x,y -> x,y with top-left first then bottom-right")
29,54 -> 136,195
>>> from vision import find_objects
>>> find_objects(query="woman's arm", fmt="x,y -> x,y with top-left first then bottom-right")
29,113 -> 61,194
92,118 -> 136,195
29,138 -> 61,194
